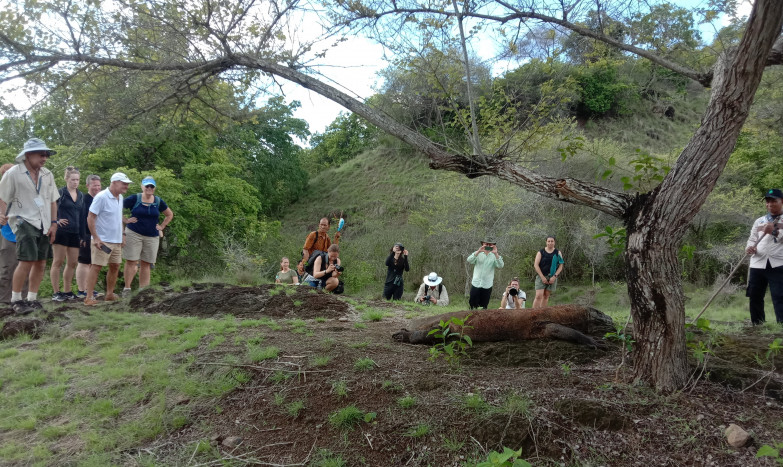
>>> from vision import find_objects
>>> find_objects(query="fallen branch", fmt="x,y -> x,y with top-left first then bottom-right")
194,362 -> 332,373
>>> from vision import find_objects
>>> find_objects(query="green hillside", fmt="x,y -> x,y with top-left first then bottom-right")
268,87 -> 716,301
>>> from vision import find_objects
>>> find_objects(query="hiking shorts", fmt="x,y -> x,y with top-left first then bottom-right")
122,228 -> 159,264
15,220 -> 51,262
535,276 -> 558,292
91,242 -> 122,266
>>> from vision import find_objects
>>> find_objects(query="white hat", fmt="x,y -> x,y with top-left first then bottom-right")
423,272 -> 442,286
110,172 -> 132,183
16,138 -> 56,163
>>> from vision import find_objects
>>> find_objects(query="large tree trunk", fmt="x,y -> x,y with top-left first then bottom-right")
621,0 -> 783,391
625,207 -> 689,390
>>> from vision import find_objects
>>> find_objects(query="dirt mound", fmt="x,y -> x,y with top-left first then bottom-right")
1,317 -> 44,339
128,284 -> 350,319
468,339 -> 614,367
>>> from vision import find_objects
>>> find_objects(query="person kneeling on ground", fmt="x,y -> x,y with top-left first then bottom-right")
414,272 -> 449,306
499,277 -> 526,309
297,258 -> 317,286
275,256 -> 299,285
311,244 -> 344,293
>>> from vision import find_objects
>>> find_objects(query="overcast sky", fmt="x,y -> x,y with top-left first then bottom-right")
0,0 -> 755,142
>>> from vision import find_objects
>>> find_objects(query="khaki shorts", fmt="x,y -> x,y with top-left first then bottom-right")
122,228 -> 160,264
534,275 -> 558,292
91,242 -> 122,266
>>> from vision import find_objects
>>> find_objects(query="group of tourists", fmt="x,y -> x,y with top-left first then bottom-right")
275,214 -> 566,310
275,217 -> 344,293
4,137 -> 782,326
0,138 -> 174,314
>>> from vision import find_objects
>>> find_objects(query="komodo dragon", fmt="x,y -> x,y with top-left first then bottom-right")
392,305 -> 614,348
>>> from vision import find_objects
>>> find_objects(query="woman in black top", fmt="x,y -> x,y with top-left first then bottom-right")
533,236 -> 565,308
50,167 -> 84,301
383,243 -> 409,300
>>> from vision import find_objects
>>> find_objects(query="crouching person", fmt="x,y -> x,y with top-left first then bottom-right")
312,244 -> 344,294
414,272 -> 449,306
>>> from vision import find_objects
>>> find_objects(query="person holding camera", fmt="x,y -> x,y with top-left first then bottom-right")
533,235 -> 565,308
466,237 -> 504,310
311,244 -> 344,293
414,272 -> 449,306
383,243 -> 409,300
499,277 -> 526,309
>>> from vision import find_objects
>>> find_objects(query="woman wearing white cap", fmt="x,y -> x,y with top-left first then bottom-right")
414,272 -> 449,306
121,176 -> 173,294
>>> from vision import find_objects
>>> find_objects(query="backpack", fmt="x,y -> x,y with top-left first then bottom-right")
304,250 -> 328,276
131,193 -> 161,212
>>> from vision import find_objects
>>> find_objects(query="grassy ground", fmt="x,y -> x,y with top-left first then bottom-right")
1,279 -> 778,466
0,309 -> 250,466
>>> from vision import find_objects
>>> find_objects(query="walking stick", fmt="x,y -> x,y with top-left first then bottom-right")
691,231 -> 769,323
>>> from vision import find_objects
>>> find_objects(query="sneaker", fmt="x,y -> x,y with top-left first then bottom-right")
12,300 -> 34,315
84,298 -> 98,306
28,300 -> 43,310
63,292 -> 78,301
93,291 -> 104,298
76,290 -> 87,299
52,292 -> 66,302
121,289 -> 131,298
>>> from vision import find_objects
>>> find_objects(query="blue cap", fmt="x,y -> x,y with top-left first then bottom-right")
141,177 -> 156,187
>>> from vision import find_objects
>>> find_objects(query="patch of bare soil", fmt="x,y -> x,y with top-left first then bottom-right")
128,284 -> 350,319
126,288 -> 783,466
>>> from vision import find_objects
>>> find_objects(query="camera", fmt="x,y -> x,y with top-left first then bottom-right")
508,288 -> 518,297
422,295 -> 432,305
334,264 -> 344,272
398,245 -> 404,252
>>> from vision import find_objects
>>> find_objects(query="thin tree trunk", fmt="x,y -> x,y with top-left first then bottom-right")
451,0 -> 482,159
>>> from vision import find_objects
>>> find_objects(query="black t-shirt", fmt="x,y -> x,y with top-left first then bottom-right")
384,253 -> 410,284
57,187 -> 84,234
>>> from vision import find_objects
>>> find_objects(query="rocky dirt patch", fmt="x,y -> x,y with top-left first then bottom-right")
0,317 -> 44,339
127,288 -> 783,466
128,284 -> 350,319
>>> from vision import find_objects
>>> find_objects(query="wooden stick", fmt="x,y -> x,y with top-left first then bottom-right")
692,230 -> 770,323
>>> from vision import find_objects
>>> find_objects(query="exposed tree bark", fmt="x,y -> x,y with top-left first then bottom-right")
621,0 -> 783,389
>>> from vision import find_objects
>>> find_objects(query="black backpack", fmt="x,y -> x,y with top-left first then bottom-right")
304,250 -> 328,276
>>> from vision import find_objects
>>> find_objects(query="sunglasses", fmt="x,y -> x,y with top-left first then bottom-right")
144,185 -> 156,189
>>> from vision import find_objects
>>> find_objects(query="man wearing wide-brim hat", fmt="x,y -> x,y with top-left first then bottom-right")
466,236 -> 504,309
745,188 -> 783,324
414,271 -> 449,306
0,138 -> 60,315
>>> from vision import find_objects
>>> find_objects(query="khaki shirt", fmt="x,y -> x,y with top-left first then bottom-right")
0,163 -> 59,232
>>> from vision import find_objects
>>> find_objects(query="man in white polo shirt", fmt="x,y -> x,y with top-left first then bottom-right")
0,138 -> 60,315
84,172 -> 131,306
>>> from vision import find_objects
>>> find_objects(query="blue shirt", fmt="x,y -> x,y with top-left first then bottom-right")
123,194 -> 168,237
